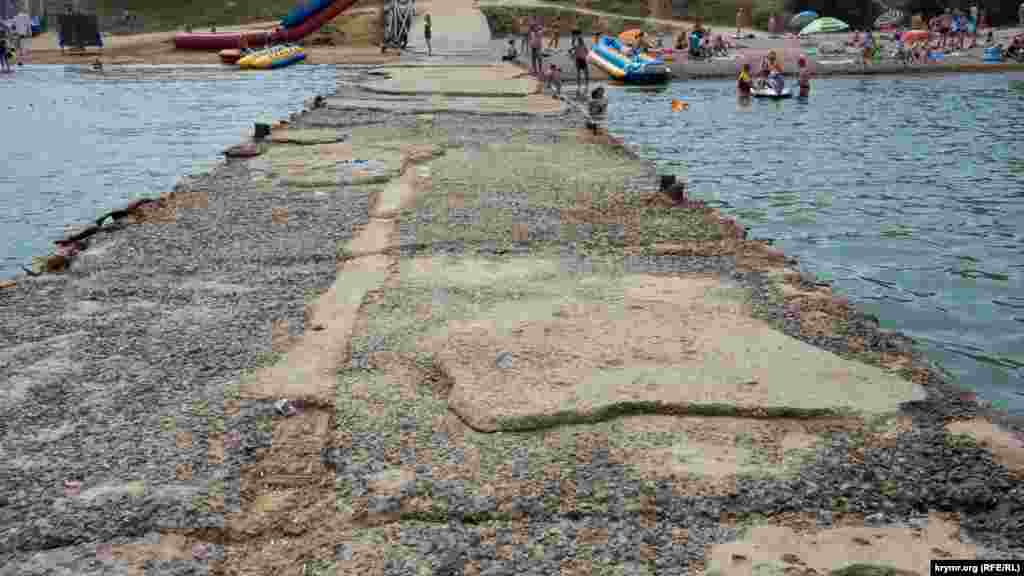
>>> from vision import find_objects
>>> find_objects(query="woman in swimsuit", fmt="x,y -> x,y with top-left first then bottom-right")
797,56 -> 812,97
737,62 -> 752,96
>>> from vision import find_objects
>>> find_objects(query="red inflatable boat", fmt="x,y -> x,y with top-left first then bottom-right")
173,0 -> 357,50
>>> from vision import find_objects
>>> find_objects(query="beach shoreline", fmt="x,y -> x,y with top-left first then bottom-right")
2,53 -> 1024,575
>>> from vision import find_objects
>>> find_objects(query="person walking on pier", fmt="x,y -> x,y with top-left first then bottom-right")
529,21 -> 544,76
423,13 -> 432,56
520,17 -> 529,55
548,17 -> 561,50
572,29 -> 589,97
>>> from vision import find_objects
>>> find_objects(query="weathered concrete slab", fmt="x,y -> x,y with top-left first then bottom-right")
414,259 -> 926,432
251,142 -> 403,188
326,94 -> 565,116
404,0 -> 493,56
268,128 -> 347,145
363,65 -> 536,97
705,513 -> 978,576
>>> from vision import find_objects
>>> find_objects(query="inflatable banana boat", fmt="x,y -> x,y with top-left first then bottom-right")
587,36 -> 671,84
237,45 -> 306,69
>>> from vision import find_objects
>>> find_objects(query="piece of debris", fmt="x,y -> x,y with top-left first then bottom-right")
312,324 -> 325,331
224,142 -> 264,159
274,399 -> 299,417
781,553 -> 804,564
0,280 -> 15,290
63,479 -> 82,497
495,351 -> 513,369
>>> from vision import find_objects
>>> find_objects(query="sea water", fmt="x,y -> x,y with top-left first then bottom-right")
0,63 -> 338,278
607,74 -> 1024,413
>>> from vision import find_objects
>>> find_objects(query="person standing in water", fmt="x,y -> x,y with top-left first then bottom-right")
423,14 -> 432,56
737,62 -> 752,96
797,56 -> 812,97
0,33 -> 9,73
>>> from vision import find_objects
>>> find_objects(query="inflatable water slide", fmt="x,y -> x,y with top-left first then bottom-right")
174,0 -> 357,50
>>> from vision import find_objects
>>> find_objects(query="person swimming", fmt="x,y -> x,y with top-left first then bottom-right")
737,62 -> 752,96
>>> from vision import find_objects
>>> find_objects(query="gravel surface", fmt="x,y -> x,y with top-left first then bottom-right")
0,114 -> 371,573
2,67 -> 1022,575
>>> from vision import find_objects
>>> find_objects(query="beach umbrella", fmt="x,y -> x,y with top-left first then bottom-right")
789,11 -> 818,30
800,17 -> 850,35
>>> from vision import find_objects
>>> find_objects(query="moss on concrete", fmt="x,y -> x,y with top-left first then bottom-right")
405,130 -> 722,255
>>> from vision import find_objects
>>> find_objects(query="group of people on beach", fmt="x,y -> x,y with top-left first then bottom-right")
927,6 -> 984,51
510,18 -> 592,100
674,20 -> 733,60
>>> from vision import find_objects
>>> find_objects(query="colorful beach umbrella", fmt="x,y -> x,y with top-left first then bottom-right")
789,10 -> 818,30
800,17 -> 850,35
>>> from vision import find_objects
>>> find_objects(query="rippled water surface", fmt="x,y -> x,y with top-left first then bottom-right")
608,74 -> 1024,413
0,64 -> 338,278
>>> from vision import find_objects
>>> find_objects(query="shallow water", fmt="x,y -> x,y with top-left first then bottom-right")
0,64 -> 338,278
607,73 -> 1024,414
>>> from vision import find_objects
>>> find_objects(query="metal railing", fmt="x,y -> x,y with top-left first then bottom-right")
382,0 -> 414,50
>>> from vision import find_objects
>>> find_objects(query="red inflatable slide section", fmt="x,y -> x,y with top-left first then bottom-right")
173,0 -> 358,50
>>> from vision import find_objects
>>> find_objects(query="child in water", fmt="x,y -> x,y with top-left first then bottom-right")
797,56 -> 812,97
588,85 -> 607,117
757,55 -> 770,88
737,62 -> 752,96
546,62 -> 562,98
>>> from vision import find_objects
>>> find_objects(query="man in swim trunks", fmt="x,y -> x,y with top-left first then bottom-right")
572,30 -> 589,96
423,13 -> 432,56
529,21 -> 543,76
862,30 -> 874,68
548,17 -> 561,50
0,32 -> 9,73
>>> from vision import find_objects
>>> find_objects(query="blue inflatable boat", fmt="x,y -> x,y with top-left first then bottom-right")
280,0 -> 335,29
587,36 -> 671,84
